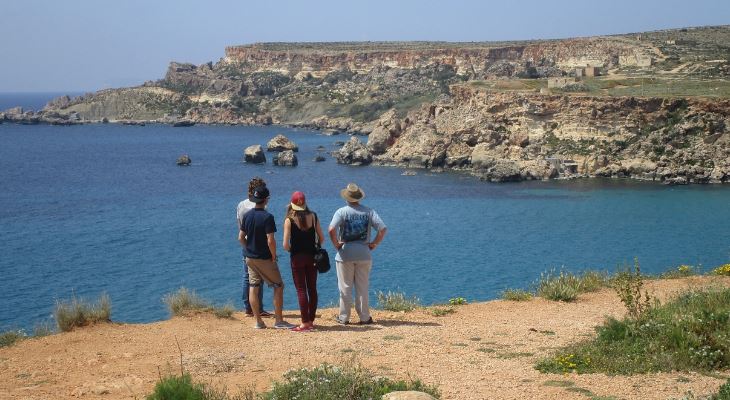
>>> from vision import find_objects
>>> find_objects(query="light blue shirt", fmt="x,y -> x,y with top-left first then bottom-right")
329,204 -> 386,262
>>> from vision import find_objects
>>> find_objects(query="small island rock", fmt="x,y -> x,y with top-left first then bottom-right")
176,154 -> 192,166
267,134 -> 298,152
273,150 -> 298,166
244,145 -> 266,164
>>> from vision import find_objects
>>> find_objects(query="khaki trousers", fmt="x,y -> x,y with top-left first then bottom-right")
335,259 -> 372,322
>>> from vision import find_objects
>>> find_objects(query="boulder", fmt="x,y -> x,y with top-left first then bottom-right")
367,109 -> 401,154
273,150 -> 298,166
663,176 -> 688,185
382,391 -> 436,400
335,136 -> 372,166
176,154 -> 191,166
267,134 -> 298,152
314,155 -> 326,162
172,120 -> 195,127
244,145 -> 266,164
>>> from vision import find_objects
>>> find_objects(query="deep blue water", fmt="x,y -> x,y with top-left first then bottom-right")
2,103 -> 730,332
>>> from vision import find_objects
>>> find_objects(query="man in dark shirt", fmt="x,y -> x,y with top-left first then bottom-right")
239,185 -> 294,330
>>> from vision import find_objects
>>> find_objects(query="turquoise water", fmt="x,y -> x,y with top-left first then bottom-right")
1,121 -> 730,332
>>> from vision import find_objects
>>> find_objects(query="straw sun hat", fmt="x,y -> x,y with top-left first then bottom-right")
340,183 -> 365,203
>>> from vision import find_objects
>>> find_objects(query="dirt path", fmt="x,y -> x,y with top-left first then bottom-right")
1,276 -> 729,400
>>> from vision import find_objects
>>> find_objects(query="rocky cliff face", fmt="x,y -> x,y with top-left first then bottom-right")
9,27 -> 728,184
369,85 -> 730,183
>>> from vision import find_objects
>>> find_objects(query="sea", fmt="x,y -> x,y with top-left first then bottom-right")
2,93 -> 730,332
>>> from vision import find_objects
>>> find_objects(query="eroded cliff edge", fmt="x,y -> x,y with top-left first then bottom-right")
366,87 -> 730,183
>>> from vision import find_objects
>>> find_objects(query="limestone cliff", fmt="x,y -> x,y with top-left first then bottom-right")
369,86 -> 730,183
6,26 -> 729,183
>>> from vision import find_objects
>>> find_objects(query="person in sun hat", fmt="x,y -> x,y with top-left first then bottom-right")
328,183 -> 387,325
239,185 -> 295,330
236,177 -> 271,318
282,191 -> 325,332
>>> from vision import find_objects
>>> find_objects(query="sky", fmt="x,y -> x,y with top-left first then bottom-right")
1,0 -> 728,92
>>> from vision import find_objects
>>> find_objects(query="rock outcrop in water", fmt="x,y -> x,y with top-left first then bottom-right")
176,154 -> 192,166
335,136 -> 372,166
243,145 -> 266,164
273,150 -> 298,166
266,134 -> 298,152
10,26 -> 730,183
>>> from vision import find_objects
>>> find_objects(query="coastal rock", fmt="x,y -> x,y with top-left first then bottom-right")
382,392 -> 436,400
244,145 -> 266,164
314,155 -> 326,162
255,114 -> 273,125
267,134 -> 298,152
367,109 -> 402,154
172,119 -> 195,127
45,95 -> 72,110
335,136 -> 372,165
273,150 -> 298,166
176,154 -> 192,166
663,176 -> 688,185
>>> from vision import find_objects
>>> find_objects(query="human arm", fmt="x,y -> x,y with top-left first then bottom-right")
328,226 -> 343,250
267,233 -> 277,261
282,218 -> 291,252
368,227 -> 387,250
368,210 -> 387,250
328,210 -> 343,250
238,229 -> 246,248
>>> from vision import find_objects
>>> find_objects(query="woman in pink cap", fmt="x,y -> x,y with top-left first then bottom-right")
282,191 -> 325,332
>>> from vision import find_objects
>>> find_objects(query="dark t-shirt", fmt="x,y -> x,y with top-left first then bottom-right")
240,208 -> 277,259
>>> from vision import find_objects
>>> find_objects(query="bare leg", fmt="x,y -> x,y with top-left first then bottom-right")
273,286 -> 284,324
249,285 -> 263,326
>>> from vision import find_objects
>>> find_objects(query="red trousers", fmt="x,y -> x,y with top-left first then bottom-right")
290,253 -> 318,323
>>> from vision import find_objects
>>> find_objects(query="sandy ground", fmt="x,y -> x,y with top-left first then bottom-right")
1,276 -> 729,400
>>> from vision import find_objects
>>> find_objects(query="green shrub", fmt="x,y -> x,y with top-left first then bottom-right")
660,264 -> 698,279
502,289 -> 533,301
54,293 -> 111,332
163,288 -> 236,319
536,287 -> 730,374
376,291 -> 420,312
712,263 -> 730,276
263,363 -> 439,400
147,373 -> 206,400
430,307 -> 456,317
0,330 -> 25,347
448,297 -> 468,305
213,304 -> 235,319
577,270 -> 609,292
611,259 -> 653,320
164,287 -> 209,316
536,269 -> 582,302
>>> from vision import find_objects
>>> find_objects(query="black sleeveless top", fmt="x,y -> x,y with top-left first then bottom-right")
289,213 -> 317,255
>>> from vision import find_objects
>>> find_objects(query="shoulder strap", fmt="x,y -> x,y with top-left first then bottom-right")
313,212 -> 321,247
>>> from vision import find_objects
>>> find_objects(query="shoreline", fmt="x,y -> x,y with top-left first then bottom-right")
1,118 -> 728,186
2,275 -> 729,399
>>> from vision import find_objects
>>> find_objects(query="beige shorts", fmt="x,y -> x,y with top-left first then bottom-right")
246,258 -> 284,288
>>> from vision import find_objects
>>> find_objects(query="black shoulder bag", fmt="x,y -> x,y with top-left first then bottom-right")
312,213 -> 330,273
